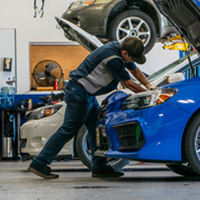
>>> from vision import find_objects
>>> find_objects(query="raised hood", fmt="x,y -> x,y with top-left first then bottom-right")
153,0 -> 200,55
55,17 -> 103,52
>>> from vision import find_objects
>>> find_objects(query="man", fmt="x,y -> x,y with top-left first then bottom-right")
28,37 -> 156,179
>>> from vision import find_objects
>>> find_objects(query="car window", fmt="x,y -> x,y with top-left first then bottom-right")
147,52 -> 196,83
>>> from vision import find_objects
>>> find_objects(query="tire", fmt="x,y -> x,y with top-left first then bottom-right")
166,163 -> 199,176
108,10 -> 157,54
75,126 -> 130,170
184,113 -> 200,175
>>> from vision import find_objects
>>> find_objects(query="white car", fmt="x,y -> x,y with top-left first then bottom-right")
20,18 -> 200,170
20,89 -> 132,170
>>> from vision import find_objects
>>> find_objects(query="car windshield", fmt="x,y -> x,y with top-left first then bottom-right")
147,52 -> 196,83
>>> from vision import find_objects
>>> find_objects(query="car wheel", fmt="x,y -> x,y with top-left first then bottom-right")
184,113 -> 200,175
108,10 -> 157,54
166,163 -> 199,176
75,126 -> 129,170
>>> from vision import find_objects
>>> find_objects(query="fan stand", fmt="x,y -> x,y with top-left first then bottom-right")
58,74 -> 64,90
31,73 -> 36,90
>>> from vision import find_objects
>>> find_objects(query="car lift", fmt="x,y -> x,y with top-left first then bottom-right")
162,35 -> 190,51
162,35 -> 196,77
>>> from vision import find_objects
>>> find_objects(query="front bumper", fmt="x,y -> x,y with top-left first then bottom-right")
96,122 -> 145,152
62,4 -> 109,36
20,114 -> 74,157
95,102 -> 191,162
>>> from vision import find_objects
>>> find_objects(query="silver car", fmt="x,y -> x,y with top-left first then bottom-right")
61,0 -> 178,53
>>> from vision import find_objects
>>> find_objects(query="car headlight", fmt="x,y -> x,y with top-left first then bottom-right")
121,88 -> 177,110
71,0 -> 95,9
25,104 -> 63,120
84,0 -> 95,5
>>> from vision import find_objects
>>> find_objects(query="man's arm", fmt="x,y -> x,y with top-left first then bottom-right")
128,67 -> 157,90
122,79 -> 147,93
129,67 -> 149,86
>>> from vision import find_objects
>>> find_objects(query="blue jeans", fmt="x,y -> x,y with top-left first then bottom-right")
32,80 -> 107,170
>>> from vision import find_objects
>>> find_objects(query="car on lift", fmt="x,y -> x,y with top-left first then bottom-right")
93,0 -> 200,176
61,0 -> 178,54
20,15 -> 200,171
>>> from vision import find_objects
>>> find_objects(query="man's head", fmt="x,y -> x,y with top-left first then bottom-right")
121,37 -> 146,64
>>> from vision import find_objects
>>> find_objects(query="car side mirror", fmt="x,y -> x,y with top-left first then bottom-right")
164,72 -> 185,84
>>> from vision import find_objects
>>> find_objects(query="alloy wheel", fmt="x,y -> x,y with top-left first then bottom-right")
116,16 -> 151,45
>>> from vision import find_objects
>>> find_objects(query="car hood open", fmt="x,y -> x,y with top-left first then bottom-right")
55,17 -> 103,52
153,0 -> 200,56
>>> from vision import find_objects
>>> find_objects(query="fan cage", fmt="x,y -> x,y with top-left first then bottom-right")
32,60 -> 64,87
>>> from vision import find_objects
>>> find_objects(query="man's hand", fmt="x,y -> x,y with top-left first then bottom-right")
146,83 -> 157,90
122,79 -> 147,93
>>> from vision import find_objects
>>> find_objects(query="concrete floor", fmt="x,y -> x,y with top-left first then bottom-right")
0,160 -> 200,200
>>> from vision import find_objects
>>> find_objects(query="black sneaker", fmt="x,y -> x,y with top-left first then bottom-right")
28,163 -> 59,179
92,165 -> 124,178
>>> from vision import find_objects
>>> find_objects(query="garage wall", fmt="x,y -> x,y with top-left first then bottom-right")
0,0 -> 74,94
139,43 -> 179,75
0,0 -> 179,94
0,29 -> 16,89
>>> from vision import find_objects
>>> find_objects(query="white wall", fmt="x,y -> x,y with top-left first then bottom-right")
139,43 -> 179,75
0,0 -> 74,94
0,29 -> 16,89
0,0 -> 179,94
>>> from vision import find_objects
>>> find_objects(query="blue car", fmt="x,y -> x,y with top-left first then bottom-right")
56,0 -> 200,175
96,78 -> 200,176
94,0 -> 200,176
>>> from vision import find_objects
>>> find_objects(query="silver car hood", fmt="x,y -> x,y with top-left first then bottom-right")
55,17 -> 103,52
153,0 -> 200,56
